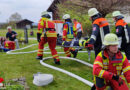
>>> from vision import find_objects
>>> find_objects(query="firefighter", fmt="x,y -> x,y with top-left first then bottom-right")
62,14 -> 78,58
87,8 -> 110,57
57,37 -> 89,48
36,11 -> 60,65
93,33 -> 130,90
73,19 -> 83,40
112,11 -> 130,62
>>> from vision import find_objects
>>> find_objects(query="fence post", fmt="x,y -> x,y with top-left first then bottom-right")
24,26 -> 28,44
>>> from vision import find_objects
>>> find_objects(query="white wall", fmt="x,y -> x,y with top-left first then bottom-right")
124,16 -> 130,23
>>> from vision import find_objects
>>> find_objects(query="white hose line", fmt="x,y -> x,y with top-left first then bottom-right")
40,56 -> 93,87
6,43 -> 94,87
6,44 -> 37,54
6,44 -> 91,54
6,44 -> 52,54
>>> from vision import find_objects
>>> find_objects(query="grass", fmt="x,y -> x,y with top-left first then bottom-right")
1,29 -> 130,89
0,29 -> 37,38
0,36 -> 94,90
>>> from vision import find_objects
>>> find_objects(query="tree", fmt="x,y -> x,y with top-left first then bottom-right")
56,0 -> 130,36
8,12 -> 22,28
59,0 -> 130,17
9,12 -> 22,22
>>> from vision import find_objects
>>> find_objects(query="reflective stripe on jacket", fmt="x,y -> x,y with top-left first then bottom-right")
93,49 -> 130,83
115,19 -> 130,44
74,21 -> 83,33
89,18 -> 110,50
62,22 -> 76,41
38,17 -> 57,37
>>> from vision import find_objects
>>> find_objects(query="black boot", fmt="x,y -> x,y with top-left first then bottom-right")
71,50 -> 78,58
54,59 -> 61,65
55,61 -> 61,65
0,48 -> 2,52
91,84 -> 96,90
36,56 -> 43,60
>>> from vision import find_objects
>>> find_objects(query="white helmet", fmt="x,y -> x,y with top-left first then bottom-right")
62,14 -> 70,19
112,11 -> 122,17
7,26 -> 12,30
103,33 -> 119,46
33,73 -> 53,86
88,8 -> 99,17
41,11 -> 48,16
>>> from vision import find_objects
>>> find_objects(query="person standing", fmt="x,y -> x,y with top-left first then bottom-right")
36,11 -> 60,65
87,8 -> 110,57
62,14 -> 78,58
93,33 -> 130,90
112,11 -> 130,62
6,26 -> 19,49
73,19 -> 83,40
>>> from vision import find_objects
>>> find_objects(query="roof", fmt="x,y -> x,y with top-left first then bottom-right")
47,0 -> 61,12
16,19 -> 33,24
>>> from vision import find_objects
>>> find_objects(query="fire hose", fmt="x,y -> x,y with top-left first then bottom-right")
6,44 -> 94,87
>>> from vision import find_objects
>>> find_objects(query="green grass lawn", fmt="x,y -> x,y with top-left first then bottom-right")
0,38 -> 94,90
1,29 -> 130,90
0,29 -> 37,39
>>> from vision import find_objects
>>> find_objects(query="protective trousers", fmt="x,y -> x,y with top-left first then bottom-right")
124,43 -> 130,61
64,47 -> 72,57
64,47 -> 76,57
37,37 -> 60,62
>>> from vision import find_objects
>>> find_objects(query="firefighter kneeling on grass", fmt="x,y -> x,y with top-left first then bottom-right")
36,11 -> 60,65
93,33 -> 130,90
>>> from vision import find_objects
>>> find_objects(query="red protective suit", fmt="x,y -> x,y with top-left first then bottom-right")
93,49 -> 130,90
37,17 -> 60,62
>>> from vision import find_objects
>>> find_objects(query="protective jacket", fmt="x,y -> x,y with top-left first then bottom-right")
62,21 -> 77,57
62,22 -> 76,41
37,17 -> 60,62
89,18 -> 110,50
115,19 -> 130,60
74,21 -> 83,33
38,17 -> 57,37
93,49 -> 130,89
115,19 -> 130,47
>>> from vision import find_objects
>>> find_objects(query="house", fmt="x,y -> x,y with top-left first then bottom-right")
47,0 -> 65,20
16,19 -> 33,29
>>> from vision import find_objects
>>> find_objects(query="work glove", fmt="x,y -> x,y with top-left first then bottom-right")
86,44 -> 94,50
118,78 -> 123,86
112,74 -> 119,81
37,33 -> 41,42
112,75 -> 123,86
